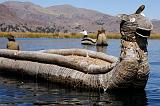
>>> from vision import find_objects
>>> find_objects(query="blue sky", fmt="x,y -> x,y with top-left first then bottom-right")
0,0 -> 159,19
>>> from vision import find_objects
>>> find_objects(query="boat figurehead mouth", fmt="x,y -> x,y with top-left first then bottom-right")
136,27 -> 151,38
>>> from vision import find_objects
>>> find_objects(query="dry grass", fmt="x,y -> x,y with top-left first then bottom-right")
150,34 -> 160,39
0,32 -> 159,39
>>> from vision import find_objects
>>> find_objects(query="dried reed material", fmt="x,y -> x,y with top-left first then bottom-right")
0,55 -> 139,90
66,55 -> 111,66
42,49 -> 118,63
0,49 -> 117,74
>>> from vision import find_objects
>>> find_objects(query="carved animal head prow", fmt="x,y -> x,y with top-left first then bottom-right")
118,5 -> 153,43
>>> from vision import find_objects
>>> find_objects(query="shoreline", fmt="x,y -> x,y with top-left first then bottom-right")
0,32 -> 159,39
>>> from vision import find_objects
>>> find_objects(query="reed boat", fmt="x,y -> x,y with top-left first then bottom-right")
81,37 -> 96,45
96,30 -> 108,46
0,5 -> 152,91
81,32 -> 108,46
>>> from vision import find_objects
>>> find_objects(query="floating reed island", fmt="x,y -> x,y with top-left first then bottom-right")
0,5 -> 153,91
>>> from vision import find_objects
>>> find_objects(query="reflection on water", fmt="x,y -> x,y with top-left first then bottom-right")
82,44 -> 95,51
96,46 -> 107,53
0,38 -> 160,105
150,62 -> 160,65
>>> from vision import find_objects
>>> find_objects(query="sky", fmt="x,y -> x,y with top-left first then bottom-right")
0,0 -> 159,19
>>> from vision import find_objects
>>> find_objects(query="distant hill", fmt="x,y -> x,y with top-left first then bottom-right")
151,20 -> 160,34
0,1 -> 159,33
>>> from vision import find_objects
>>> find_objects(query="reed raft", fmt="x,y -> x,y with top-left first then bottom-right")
81,37 -> 96,45
81,32 -> 108,46
0,47 -> 145,91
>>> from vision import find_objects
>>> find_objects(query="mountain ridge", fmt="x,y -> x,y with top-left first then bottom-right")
0,1 -> 159,33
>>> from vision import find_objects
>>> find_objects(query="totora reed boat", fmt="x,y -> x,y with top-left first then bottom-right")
81,30 -> 108,46
0,5 -> 152,91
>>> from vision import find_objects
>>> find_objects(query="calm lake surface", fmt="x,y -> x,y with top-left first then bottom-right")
0,38 -> 160,106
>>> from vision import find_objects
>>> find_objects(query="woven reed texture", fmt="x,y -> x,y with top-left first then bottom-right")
0,56 -> 139,90
0,49 -> 117,74
0,46 -> 147,91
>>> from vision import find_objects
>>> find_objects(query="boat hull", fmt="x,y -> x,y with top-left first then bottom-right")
0,49 -> 147,91
81,38 -> 96,45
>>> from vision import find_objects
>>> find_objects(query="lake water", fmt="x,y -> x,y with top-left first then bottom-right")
0,38 -> 160,106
